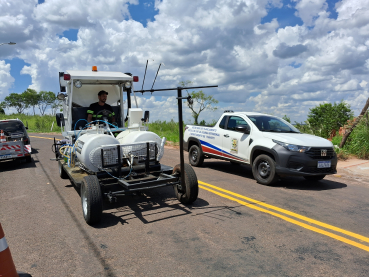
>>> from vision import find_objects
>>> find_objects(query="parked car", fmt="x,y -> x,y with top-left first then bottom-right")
0,119 -> 32,163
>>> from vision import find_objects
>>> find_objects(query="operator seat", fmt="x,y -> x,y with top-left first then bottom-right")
71,106 -> 122,130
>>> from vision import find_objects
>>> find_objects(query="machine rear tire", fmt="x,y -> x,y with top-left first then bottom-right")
303,175 -> 326,181
25,155 -> 32,163
173,164 -> 198,204
59,160 -> 69,179
189,145 -> 204,167
81,175 -> 103,225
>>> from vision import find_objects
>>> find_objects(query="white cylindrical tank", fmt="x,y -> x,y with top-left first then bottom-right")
75,133 -> 119,172
116,130 -> 162,146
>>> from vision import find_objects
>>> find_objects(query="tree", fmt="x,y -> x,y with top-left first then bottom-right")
4,93 -> 29,114
307,101 -> 353,139
23,89 -> 40,115
180,80 -> 218,125
38,91 -> 56,115
340,97 -> 369,148
0,102 -> 5,114
282,115 -> 291,123
51,99 -> 63,115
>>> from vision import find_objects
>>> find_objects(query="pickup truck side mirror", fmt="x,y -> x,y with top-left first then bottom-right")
235,124 -> 250,134
56,113 -> 65,127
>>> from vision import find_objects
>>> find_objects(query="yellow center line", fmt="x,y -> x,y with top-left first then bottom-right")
199,180 -> 369,243
199,185 -> 369,252
29,135 -> 56,140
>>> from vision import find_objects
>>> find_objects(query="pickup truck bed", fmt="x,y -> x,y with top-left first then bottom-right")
0,141 -> 32,162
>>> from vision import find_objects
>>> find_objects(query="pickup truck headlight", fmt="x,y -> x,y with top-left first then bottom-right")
272,139 -> 311,153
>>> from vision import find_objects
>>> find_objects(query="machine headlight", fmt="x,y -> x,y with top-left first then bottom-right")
125,81 -> 131,88
272,139 -> 310,153
74,80 -> 82,88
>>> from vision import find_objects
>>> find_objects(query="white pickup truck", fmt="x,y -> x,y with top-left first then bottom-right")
183,111 -> 337,185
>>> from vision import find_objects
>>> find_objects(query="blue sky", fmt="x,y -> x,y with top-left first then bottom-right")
1,0 -> 368,123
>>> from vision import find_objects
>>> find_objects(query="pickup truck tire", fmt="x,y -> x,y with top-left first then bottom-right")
252,154 -> 278,186
173,164 -> 198,204
303,175 -> 326,181
59,160 -> 69,179
81,175 -> 103,225
189,145 -> 204,167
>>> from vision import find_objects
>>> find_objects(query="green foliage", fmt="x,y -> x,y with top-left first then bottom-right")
180,80 -> 218,125
148,119 -> 183,143
4,93 -> 29,114
23,89 -> 40,115
0,102 -> 5,114
38,91 -> 56,115
2,89 -> 57,115
307,101 -> 353,138
282,115 -> 291,123
293,121 -> 314,134
0,113 -> 61,133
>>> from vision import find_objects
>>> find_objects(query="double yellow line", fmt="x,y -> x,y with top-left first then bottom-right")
199,181 -> 369,252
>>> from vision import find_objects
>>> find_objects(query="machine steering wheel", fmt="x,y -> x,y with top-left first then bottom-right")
95,109 -> 111,119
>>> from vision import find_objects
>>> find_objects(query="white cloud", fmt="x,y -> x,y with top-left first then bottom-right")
0,0 -> 368,123
0,61 -> 14,98
293,0 -> 327,26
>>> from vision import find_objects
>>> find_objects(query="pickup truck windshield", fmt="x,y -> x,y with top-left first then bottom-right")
0,121 -> 26,133
247,115 -> 300,133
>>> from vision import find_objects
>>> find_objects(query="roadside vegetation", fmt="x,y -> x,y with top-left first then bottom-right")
1,99 -> 368,159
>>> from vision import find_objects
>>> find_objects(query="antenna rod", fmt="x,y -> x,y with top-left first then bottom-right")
141,60 -> 149,91
151,63 -> 162,90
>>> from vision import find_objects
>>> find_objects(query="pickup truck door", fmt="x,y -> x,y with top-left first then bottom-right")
221,116 -> 251,164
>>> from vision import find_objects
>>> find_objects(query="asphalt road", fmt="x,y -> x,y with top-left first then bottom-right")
1,133 -> 369,277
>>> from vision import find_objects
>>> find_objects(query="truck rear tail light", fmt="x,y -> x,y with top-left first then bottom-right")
64,74 -> 71,80
185,126 -> 189,131
133,76 -> 139,82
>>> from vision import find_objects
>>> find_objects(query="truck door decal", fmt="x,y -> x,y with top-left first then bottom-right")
230,138 -> 238,154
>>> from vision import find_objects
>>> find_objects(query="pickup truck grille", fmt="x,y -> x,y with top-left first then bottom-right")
305,147 -> 335,160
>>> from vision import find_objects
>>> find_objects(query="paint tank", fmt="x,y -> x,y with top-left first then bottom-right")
116,130 -> 162,146
75,133 -> 119,172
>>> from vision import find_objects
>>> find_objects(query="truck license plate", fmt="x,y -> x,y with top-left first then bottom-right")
318,161 -> 331,168
0,154 -> 11,160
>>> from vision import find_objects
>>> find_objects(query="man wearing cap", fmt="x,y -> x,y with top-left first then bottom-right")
87,90 -> 116,123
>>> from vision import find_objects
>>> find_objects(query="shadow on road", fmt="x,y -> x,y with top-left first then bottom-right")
0,157 -> 38,172
81,186 -> 212,228
203,160 -> 347,191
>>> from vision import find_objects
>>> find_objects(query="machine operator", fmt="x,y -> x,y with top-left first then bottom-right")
87,90 -> 116,124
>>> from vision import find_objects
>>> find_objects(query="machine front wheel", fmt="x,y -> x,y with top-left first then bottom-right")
81,175 -> 103,225
173,164 -> 198,204
59,160 -> 69,179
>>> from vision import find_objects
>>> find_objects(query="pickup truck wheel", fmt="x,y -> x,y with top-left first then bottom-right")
189,145 -> 204,167
81,175 -> 103,225
59,160 -> 69,179
303,175 -> 326,181
252,154 -> 278,186
173,164 -> 198,204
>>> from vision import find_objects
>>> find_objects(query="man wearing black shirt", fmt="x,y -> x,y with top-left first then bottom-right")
87,90 -> 116,123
